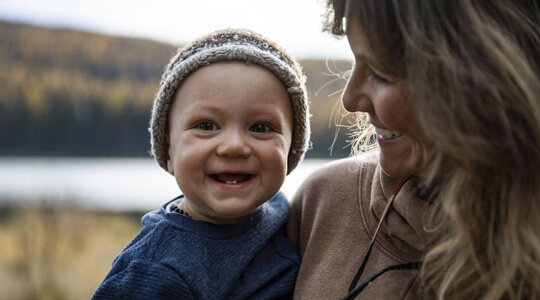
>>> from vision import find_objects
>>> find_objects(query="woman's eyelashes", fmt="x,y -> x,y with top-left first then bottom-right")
367,68 -> 390,84
352,58 -> 392,85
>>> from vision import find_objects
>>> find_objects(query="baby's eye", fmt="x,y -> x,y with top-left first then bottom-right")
197,122 -> 218,131
250,123 -> 271,133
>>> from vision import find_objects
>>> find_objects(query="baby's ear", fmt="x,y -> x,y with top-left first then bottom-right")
167,159 -> 174,176
166,135 -> 174,176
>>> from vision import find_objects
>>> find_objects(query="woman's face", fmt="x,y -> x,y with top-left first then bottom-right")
343,17 -> 430,178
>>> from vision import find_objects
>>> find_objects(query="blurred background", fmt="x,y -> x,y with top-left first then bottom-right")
0,0 -> 354,298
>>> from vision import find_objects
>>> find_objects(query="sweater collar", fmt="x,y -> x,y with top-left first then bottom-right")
368,163 -> 434,262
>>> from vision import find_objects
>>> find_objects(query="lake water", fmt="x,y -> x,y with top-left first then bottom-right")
0,157 -> 330,212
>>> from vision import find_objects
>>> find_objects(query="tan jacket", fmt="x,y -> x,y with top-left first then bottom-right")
288,157 -> 433,299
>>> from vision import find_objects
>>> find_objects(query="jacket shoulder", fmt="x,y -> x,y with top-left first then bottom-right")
297,156 -> 377,191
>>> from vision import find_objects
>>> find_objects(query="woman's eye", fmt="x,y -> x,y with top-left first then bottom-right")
250,124 -> 271,133
368,69 -> 390,84
198,122 -> 218,131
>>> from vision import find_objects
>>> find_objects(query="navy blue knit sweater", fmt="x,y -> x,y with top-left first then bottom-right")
92,191 -> 299,300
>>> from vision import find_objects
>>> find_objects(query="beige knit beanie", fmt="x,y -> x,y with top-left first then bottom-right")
149,28 -> 310,175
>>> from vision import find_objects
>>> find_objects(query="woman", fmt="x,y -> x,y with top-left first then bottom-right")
288,0 -> 540,299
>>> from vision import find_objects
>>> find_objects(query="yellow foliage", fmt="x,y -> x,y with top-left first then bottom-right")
23,83 -> 45,115
0,207 -> 142,300
0,20 -> 357,157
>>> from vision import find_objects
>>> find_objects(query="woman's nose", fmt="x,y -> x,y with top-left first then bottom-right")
216,129 -> 252,158
341,68 -> 373,113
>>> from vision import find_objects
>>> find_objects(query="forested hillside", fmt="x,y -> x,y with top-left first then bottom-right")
0,21 -> 353,158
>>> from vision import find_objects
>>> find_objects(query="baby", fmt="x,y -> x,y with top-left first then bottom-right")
92,28 -> 310,299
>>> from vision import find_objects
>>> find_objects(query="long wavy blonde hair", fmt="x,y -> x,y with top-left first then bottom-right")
324,0 -> 540,299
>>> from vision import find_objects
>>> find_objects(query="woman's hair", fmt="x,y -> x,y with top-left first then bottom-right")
325,0 -> 540,299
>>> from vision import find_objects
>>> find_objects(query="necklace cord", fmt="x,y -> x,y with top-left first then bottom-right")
345,175 -> 412,297
341,261 -> 421,300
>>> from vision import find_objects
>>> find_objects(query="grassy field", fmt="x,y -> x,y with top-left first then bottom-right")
0,204 -> 144,300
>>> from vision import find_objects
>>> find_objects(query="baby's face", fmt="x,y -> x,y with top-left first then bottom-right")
166,61 -> 293,224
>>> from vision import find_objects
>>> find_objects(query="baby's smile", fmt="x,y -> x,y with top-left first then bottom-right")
211,173 -> 254,184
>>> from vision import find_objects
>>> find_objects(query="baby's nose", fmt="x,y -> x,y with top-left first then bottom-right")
216,130 -> 252,158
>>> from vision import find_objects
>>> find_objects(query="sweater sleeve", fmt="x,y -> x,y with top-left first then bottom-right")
92,259 -> 195,300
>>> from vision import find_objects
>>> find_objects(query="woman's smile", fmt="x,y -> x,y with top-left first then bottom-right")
373,125 -> 403,139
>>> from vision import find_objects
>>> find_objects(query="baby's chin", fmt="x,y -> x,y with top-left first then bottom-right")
207,208 -> 261,225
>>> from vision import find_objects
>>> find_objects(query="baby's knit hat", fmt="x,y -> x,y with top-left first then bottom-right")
149,28 -> 310,175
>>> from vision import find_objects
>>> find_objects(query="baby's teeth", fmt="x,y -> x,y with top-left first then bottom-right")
226,180 -> 237,184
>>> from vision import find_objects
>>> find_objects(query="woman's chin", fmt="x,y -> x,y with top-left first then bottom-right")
379,156 -> 423,179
